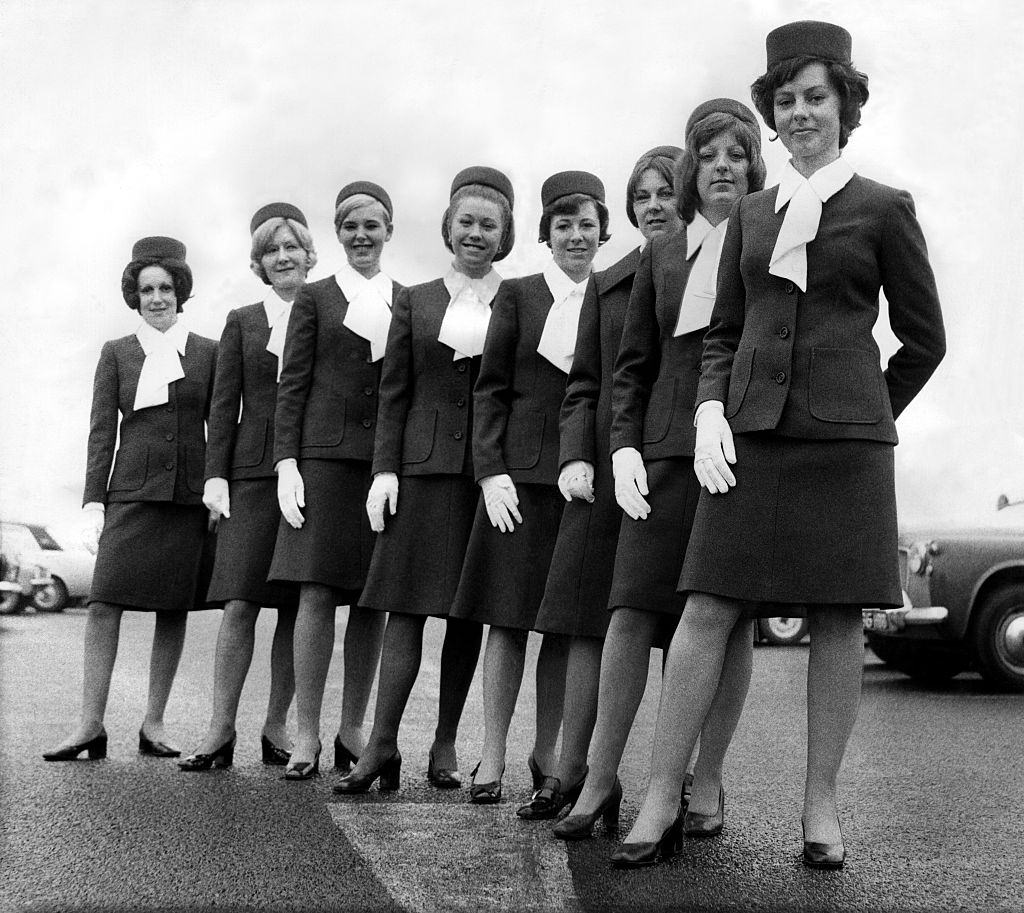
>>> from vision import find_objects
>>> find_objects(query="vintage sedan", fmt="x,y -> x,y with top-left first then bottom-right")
863,496 -> 1024,691
0,522 -> 94,612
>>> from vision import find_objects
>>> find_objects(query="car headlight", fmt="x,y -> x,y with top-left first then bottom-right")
907,540 -> 939,576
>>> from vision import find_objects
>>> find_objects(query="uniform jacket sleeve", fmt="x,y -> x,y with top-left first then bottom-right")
205,309 -> 242,480
372,286 -> 414,475
82,341 -> 120,506
879,190 -> 946,418
610,242 -> 662,454
472,281 -> 518,481
273,284 -> 317,464
558,277 -> 600,467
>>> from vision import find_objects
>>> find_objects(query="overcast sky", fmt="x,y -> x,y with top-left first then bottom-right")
2,0 -> 1022,536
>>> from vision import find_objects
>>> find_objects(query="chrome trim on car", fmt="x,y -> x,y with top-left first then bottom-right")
863,606 -> 949,633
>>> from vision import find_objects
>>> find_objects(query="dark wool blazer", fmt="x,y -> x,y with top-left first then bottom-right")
610,230 -> 707,460
473,272 -> 580,485
273,275 -> 402,465
697,175 -> 945,442
205,303 -> 284,482
559,247 -> 640,468
83,332 -> 217,506
372,279 -> 483,477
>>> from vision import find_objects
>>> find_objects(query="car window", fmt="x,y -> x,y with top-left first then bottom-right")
0,524 -> 40,557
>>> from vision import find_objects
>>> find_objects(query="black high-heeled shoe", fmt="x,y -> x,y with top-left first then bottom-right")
138,728 -> 181,758
261,734 -> 291,766
283,741 -> 321,781
683,786 -> 724,838
468,762 -> 504,804
552,777 -> 622,840
801,818 -> 846,869
427,748 -> 461,789
609,807 -> 685,869
516,768 -> 588,821
332,750 -> 402,794
42,728 -> 108,761
527,752 -> 546,791
178,734 -> 236,771
333,735 -> 358,773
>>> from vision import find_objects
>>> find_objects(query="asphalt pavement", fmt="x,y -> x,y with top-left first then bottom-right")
2,607 -> 1022,913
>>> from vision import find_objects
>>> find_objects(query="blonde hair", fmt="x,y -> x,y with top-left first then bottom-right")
334,193 -> 393,232
249,217 -> 317,284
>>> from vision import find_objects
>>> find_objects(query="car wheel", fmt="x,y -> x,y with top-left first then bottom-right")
758,616 -> 809,645
32,578 -> 69,613
865,632 -> 967,682
970,585 -> 1024,692
0,589 -> 24,615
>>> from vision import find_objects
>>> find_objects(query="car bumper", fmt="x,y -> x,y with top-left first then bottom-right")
863,602 -> 949,634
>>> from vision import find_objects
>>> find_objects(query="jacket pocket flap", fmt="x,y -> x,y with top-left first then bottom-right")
808,348 -> 883,424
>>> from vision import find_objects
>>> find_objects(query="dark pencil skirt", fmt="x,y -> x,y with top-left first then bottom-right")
360,474 -> 479,617
268,458 -> 374,604
207,478 -> 299,609
89,501 -> 215,612
607,457 -> 702,619
535,461 -> 622,639
679,432 -> 901,611
449,482 -> 566,631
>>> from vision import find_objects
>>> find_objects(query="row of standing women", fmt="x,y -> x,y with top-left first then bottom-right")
44,19 -> 945,871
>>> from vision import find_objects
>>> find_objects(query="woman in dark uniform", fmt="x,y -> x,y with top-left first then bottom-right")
269,182 -> 400,779
450,171 -> 606,803
517,146 -> 682,821
615,21 -> 945,869
334,167 -> 515,794
179,203 -> 316,771
44,236 -> 217,761
554,102 -> 766,841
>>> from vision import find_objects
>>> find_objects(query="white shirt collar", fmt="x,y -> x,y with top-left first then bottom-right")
774,157 -> 855,212
443,265 -> 502,306
334,261 -> 393,305
542,259 -> 590,305
262,286 -> 292,327
686,211 -> 723,260
136,318 -> 188,355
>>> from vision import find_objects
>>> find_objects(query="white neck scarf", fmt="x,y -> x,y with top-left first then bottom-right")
537,260 -> 590,374
769,157 -> 855,291
263,287 -> 293,381
438,265 -> 502,360
134,319 -> 189,411
335,262 -> 394,362
674,213 -> 729,337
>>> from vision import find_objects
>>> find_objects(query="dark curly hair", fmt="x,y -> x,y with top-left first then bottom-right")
676,112 -> 767,224
750,56 -> 869,150
442,184 -> 516,262
121,257 -> 193,311
538,193 -> 610,245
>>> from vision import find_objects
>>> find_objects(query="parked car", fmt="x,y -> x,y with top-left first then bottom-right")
0,521 -> 94,612
756,616 -> 810,646
0,524 -> 54,614
863,495 -> 1024,691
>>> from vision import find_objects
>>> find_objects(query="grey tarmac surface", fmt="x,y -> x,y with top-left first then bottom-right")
2,607 -> 1022,913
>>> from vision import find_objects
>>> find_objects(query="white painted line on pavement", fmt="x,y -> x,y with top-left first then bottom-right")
328,802 -> 584,913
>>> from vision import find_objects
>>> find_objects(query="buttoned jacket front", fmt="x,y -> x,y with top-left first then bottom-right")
372,279 -> 483,477
205,303 -> 283,481
559,248 -> 639,467
697,175 -> 946,442
610,230 -> 707,460
83,332 -> 218,506
273,275 -> 402,465
473,273 -> 579,485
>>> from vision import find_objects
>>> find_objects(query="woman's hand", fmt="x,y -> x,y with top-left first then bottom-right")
366,472 -> 399,532
276,459 -> 305,529
203,477 -> 231,520
558,461 -> 595,503
693,403 -> 737,494
80,503 -> 105,555
612,447 -> 650,520
480,474 -> 522,533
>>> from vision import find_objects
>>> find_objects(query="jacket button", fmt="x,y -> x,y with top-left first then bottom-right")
457,363 -> 467,373
779,326 -> 790,339
453,431 -> 463,440
164,461 -> 174,471
775,371 -> 787,384
165,432 -> 174,442
364,386 -> 374,396
456,398 -> 465,407
362,418 -> 372,428
785,282 -> 795,294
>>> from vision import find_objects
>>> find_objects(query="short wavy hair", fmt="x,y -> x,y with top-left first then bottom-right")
249,217 -> 317,285
334,193 -> 393,233
750,56 -> 869,150
442,184 -> 516,262
538,193 -> 611,245
625,150 -> 678,226
121,257 -> 193,312
676,112 -> 767,224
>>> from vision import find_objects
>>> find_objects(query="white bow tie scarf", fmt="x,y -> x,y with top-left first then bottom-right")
263,293 -> 292,381
673,216 -> 728,337
336,267 -> 394,362
134,321 -> 188,411
537,265 -> 589,375
438,269 -> 501,360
